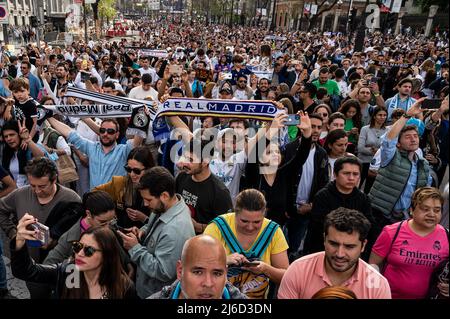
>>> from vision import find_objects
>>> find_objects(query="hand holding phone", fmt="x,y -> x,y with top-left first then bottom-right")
169,64 -> 183,75
422,98 -> 442,109
241,261 -> 260,267
286,114 -> 300,126
26,221 -> 50,247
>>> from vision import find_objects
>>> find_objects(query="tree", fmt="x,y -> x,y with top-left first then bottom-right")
99,0 -> 117,26
417,0 -> 448,11
91,0 -> 117,38
304,0 -> 340,31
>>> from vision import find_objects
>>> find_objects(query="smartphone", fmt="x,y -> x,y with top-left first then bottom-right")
286,114 -> 300,126
109,219 -> 131,234
241,261 -> 260,267
80,71 -> 91,82
43,65 -> 48,73
169,64 -> 183,75
222,72 -> 232,80
422,98 -> 442,109
26,222 -> 50,247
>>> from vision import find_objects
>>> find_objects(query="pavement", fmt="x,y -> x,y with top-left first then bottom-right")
1,230 -> 30,299
2,255 -> 30,299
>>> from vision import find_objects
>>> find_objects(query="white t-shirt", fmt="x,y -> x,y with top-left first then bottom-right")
233,89 -> 252,100
128,85 -> 159,101
296,146 -> 316,205
210,151 -> 247,204
9,153 -> 28,188
328,157 -> 338,181
139,68 -> 159,84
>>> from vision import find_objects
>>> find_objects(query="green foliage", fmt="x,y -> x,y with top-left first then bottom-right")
98,0 -> 117,21
417,0 -> 449,11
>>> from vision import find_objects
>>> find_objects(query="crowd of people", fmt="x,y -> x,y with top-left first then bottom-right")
0,19 -> 448,300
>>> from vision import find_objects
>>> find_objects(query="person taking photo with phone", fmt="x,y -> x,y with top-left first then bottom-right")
204,189 -> 289,299
11,216 -> 137,299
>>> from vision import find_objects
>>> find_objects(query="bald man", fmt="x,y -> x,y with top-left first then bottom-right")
149,235 -> 247,299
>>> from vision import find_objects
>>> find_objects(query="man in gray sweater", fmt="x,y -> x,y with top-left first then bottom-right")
0,157 -> 81,298
118,166 -> 195,298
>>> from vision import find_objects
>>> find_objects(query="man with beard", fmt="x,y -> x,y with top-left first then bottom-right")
48,63 -> 72,101
118,167 -> 195,298
254,78 -> 271,100
385,78 -> 417,122
278,208 -> 391,299
47,117 -> 143,189
176,139 -> 233,234
233,75 -> 254,100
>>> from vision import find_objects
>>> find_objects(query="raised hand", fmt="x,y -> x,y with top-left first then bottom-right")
297,110 -> 312,138
18,119 -> 31,150
406,97 -> 427,117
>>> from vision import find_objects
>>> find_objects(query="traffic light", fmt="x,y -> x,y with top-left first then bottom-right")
387,13 -> 397,31
30,16 -> 38,28
348,8 -> 357,32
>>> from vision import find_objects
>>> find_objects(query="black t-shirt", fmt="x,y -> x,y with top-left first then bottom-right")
13,98 -> 38,132
175,172 -> 233,224
295,100 -> 317,114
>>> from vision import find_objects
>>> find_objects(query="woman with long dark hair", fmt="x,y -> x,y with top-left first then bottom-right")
95,146 -> 154,228
12,216 -> 137,299
338,99 -> 362,151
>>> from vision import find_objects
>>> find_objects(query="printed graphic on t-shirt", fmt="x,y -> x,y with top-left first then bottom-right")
399,242 -> 444,268
181,189 -> 198,218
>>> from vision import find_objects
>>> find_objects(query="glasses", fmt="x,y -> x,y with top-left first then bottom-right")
238,80 -> 247,83
320,113 -> 329,117
72,241 -> 102,257
124,165 -> 145,175
99,127 -> 117,135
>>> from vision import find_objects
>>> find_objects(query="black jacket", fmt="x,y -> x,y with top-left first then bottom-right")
303,181 -> 376,261
284,142 -> 329,205
245,136 -> 312,226
11,240 -> 138,299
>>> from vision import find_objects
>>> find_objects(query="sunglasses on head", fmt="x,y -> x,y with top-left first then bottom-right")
124,165 -> 145,175
72,241 -> 102,257
99,127 -> 117,135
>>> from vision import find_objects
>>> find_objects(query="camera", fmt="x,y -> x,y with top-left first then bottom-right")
26,222 -> 50,247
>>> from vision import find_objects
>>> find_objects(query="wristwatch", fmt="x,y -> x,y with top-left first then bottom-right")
402,114 -> 412,119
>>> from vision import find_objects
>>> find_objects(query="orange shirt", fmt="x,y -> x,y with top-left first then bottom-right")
278,252 -> 391,299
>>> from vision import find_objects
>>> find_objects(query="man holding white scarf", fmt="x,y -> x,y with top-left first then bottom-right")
385,78 -> 417,122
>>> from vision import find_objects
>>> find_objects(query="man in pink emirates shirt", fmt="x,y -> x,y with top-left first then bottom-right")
278,208 -> 391,299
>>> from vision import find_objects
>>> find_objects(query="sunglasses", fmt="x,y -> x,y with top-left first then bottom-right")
99,127 -> 117,135
238,80 -> 247,83
72,241 -> 102,257
124,165 -> 145,175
